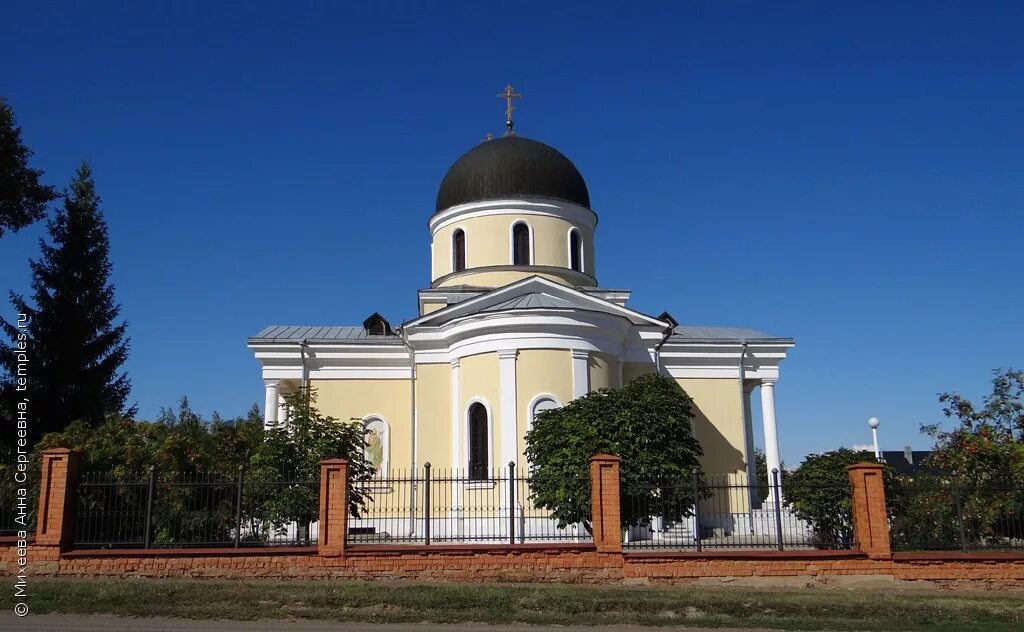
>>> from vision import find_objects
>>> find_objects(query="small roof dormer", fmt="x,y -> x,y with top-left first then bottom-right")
362,312 -> 394,337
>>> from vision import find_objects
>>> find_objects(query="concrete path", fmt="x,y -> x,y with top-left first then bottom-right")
0,613 -> 793,632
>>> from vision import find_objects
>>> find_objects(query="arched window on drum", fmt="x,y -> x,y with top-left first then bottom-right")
568,228 -> 583,272
452,228 -> 466,273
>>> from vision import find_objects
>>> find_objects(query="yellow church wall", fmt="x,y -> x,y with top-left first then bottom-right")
674,378 -> 747,479
515,349 -> 573,460
310,378 -> 413,472
431,213 -> 595,282
589,352 -> 619,391
675,378 -> 751,516
622,361 -> 656,384
458,352 -> 501,472
414,362 -> 452,468
420,301 -> 447,315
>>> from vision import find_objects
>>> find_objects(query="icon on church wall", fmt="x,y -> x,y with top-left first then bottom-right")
363,417 -> 388,476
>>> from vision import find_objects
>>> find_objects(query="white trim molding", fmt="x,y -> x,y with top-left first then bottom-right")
249,341 -> 413,382
429,198 -> 598,234
571,349 -> 590,399
407,276 -> 669,329
660,341 -> 793,380
526,393 -> 562,433
450,358 -> 461,471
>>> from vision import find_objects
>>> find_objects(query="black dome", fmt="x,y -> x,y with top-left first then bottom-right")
435,136 -> 590,213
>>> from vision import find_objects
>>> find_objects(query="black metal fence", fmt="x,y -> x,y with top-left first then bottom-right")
623,470 -> 856,551
73,468 -> 319,549
890,477 -> 1024,552
347,462 -> 591,545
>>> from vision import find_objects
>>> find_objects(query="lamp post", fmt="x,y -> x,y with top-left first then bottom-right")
867,417 -> 881,460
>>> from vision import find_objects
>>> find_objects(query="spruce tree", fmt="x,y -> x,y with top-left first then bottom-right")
1,162 -> 134,445
0,96 -> 58,238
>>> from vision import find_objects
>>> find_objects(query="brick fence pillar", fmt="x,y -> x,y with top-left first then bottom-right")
318,459 -> 348,557
35,448 -> 80,551
589,454 -> 622,553
847,462 -> 891,559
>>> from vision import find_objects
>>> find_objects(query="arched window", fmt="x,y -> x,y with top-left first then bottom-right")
452,229 -> 466,273
569,229 -> 582,272
468,402 -> 489,480
512,222 -> 531,265
530,396 -> 560,429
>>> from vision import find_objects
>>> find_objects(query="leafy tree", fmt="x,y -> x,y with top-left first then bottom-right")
784,448 -> 897,549
0,96 -> 58,238
31,399 -> 268,546
245,388 -> 375,544
524,373 -> 705,533
753,449 -> 769,503
922,368 -> 1024,483
888,474 -> 963,551
0,162 -> 133,446
899,368 -> 1024,549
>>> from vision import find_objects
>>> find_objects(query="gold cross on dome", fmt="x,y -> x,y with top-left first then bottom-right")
497,84 -> 522,136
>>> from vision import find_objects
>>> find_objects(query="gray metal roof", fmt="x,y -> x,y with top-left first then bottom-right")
480,292 -> 577,312
248,325 -> 402,344
669,326 -> 792,343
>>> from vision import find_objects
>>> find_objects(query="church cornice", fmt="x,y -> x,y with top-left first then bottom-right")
428,198 -> 598,234
431,264 -> 596,289
408,276 -> 668,329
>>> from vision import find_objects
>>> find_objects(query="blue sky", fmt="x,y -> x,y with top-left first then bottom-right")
2,2 -> 1021,464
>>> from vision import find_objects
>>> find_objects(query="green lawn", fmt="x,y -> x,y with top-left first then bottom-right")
5,578 -> 1024,631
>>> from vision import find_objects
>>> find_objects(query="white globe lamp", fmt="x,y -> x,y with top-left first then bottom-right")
867,417 -> 881,460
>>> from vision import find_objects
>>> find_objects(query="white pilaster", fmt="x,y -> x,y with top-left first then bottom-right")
571,349 -> 590,399
450,358 -> 461,469
263,379 -> 279,430
498,349 -> 518,519
760,379 -> 782,504
498,349 -> 519,470
450,358 -> 462,532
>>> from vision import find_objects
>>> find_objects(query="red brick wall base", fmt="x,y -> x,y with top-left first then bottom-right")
4,540 -> 1022,589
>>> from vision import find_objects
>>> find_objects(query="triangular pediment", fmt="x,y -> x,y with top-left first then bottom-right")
404,277 -> 669,329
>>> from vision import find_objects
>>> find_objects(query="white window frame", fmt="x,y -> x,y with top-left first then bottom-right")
465,397 -> 494,483
509,220 -> 534,265
567,227 -> 584,273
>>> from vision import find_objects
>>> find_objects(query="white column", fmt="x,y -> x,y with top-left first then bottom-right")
277,394 -> 288,428
571,349 -> 590,399
263,379 -> 279,430
498,349 -> 519,470
760,379 -> 782,505
615,358 -> 624,388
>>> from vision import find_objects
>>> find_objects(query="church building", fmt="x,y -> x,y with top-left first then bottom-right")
247,89 -> 794,490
